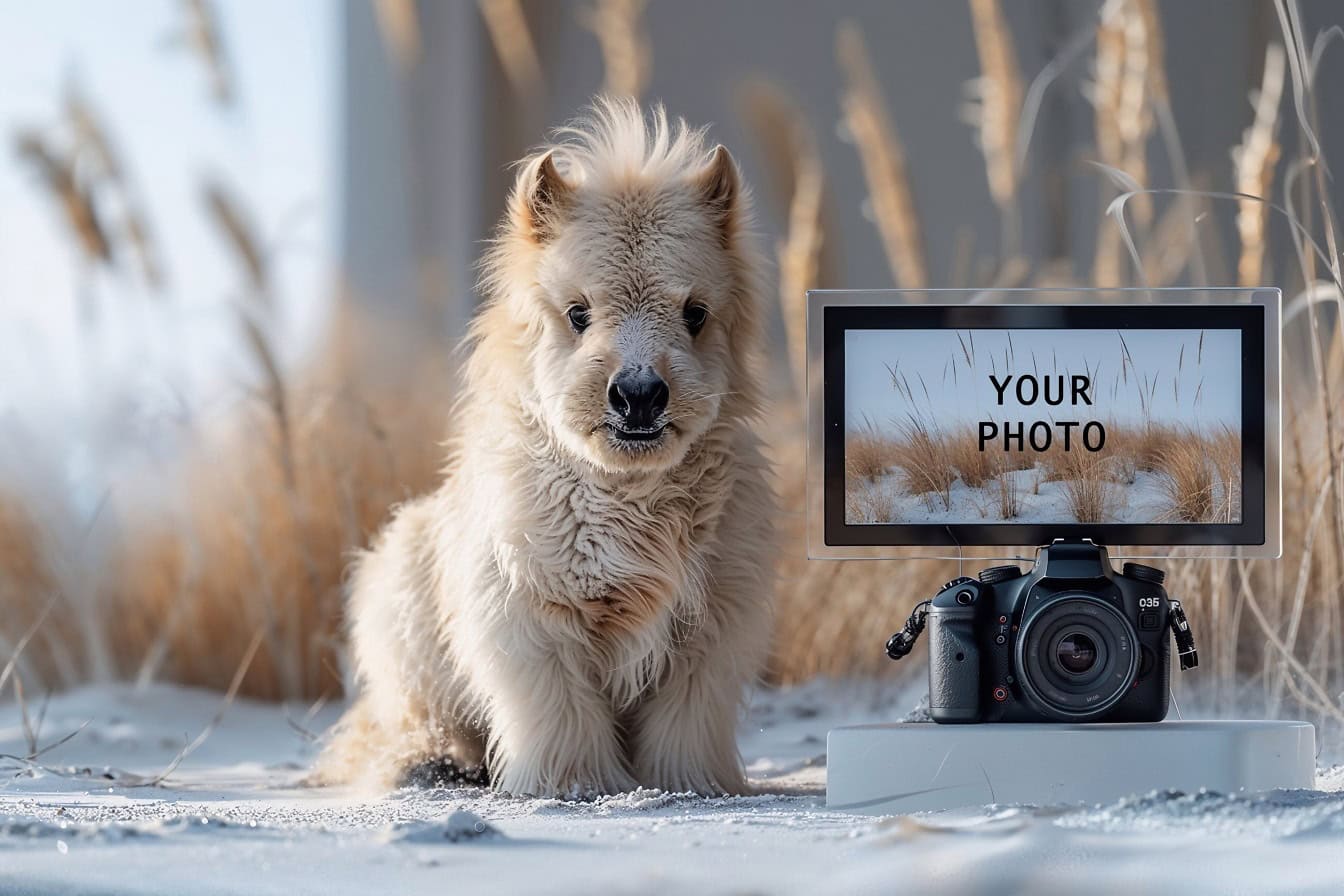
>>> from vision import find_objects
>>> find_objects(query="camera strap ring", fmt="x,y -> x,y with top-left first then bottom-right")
886,600 -> 931,660
1169,599 -> 1199,671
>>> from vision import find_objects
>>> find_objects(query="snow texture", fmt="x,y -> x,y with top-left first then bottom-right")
2,681 -> 1343,894
853,463 -> 1192,525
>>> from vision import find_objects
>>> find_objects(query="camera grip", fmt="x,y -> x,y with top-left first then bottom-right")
927,607 -> 980,722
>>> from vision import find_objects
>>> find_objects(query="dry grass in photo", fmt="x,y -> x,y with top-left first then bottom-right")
845,476 -> 901,525
995,458 -> 1021,519
1057,448 -> 1115,523
948,425 -> 998,488
846,417 -> 1239,526
890,417 -> 955,511
844,422 -> 899,483
1209,425 -> 1242,522
1155,429 -> 1216,523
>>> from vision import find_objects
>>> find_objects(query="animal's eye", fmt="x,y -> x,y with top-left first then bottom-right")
683,301 -> 709,336
566,304 -> 591,333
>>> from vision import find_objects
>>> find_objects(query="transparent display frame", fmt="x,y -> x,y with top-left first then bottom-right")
806,288 -> 1282,561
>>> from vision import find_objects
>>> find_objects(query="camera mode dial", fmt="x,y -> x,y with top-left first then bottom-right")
978,565 -> 1021,585
1122,562 -> 1166,585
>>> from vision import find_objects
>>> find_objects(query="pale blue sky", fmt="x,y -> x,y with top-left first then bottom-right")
0,1 -> 334,505
0,0 -> 334,422
845,328 -> 1242,432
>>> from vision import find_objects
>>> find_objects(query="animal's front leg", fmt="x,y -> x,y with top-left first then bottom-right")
630,644 -> 750,796
482,643 -> 638,798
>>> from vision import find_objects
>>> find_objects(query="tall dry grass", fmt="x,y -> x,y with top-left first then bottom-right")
2,306 -> 449,700
995,456 -> 1021,519
836,21 -> 928,289
890,417 -> 955,511
948,426 -> 998,489
965,0 -> 1023,264
848,418 -> 1241,526
1156,430 -> 1217,522
845,423 -> 899,483
579,0 -> 651,100
0,495 -> 68,690
767,0 -> 1344,741
738,81 -> 835,392
103,309 -> 449,698
1233,42 -> 1285,287
1058,449 -> 1116,522
3,0 -> 1344,737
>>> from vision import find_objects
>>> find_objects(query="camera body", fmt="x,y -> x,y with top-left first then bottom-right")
927,540 -> 1174,723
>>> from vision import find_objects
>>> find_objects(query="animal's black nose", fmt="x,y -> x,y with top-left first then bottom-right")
608,367 -> 669,428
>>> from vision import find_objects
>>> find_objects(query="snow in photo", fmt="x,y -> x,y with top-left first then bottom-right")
843,328 -> 1243,525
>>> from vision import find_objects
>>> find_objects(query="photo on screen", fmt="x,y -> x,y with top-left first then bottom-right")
843,328 -> 1242,526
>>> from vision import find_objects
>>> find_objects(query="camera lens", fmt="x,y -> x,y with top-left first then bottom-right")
1055,632 -> 1098,675
1015,593 -> 1139,721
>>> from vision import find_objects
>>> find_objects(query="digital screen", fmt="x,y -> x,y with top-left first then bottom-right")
843,328 -> 1242,526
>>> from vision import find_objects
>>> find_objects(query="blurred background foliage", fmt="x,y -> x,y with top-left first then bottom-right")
1,1 -> 1342,739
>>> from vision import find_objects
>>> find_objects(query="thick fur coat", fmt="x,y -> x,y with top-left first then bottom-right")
317,100 -> 776,797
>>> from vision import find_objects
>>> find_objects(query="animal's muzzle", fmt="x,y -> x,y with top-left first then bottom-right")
607,366 -> 669,430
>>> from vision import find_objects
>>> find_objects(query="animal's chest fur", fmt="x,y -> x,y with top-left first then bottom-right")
514,447 -> 730,643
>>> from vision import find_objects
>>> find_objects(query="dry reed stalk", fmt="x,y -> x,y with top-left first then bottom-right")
836,21 -> 928,289
14,133 -> 113,267
1132,0 -> 1167,111
149,628 -> 263,785
373,0 -> 421,70
779,140 -> 825,392
1056,450 -> 1114,522
995,463 -> 1020,519
1091,0 -> 1157,283
579,0 -> 651,100
202,179 -> 269,300
845,426 -> 898,483
0,499 -> 65,690
180,0 -> 233,106
1233,42 -> 1286,287
1209,426 -> 1242,522
948,426 -> 997,489
1116,421 -> 1173,473
65,87 -> 164,289
965,0 -> 1024,258
1157,433 -> 1216,522
736,82 -> 835,393
892,419 -> 955,512
478,0 -> 542,100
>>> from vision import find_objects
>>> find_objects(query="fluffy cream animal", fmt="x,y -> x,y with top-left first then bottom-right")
317,99 -> 775,798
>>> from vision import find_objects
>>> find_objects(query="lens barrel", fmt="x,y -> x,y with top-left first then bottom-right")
1015,593 -> 1138,720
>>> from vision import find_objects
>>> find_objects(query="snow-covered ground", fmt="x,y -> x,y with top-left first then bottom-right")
851,464 -> 1193,525
3,681 -> 1344,894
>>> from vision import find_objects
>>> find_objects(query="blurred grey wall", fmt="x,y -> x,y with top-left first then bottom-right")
339,0 -> 1343,336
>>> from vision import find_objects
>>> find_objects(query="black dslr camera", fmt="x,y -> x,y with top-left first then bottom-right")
887,540 -> 1197,723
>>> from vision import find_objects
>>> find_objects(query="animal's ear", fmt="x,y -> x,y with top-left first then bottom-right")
515,151 -> 572,243
694,144 -> 741,241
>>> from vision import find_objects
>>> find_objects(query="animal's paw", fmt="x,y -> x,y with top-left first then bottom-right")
494,766 -> 640,800
638,766 -> 750,798
398,756 -> 491,790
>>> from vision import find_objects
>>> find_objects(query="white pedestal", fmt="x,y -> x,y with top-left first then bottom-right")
826,720 -> 1316,815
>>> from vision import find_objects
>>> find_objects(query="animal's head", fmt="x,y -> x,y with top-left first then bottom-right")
478,99 -> 765,476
